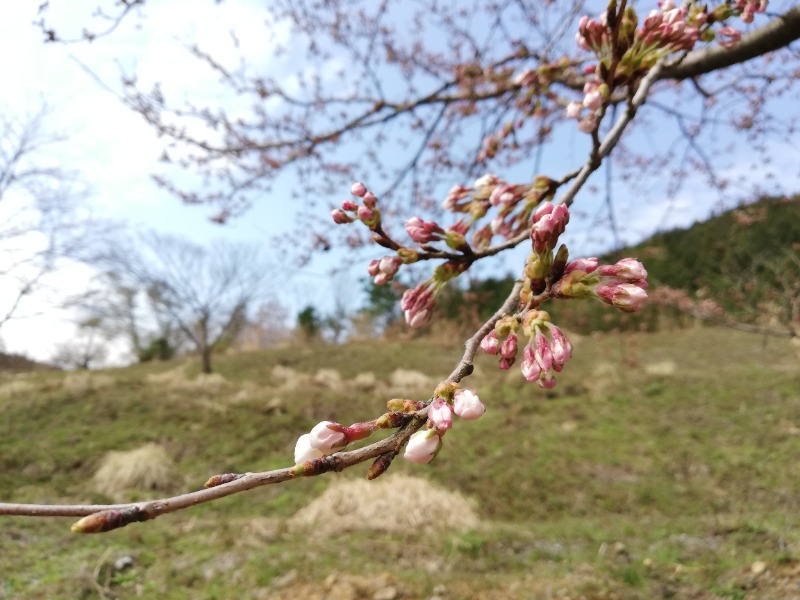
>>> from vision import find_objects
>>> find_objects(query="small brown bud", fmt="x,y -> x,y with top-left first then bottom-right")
204,473 -> 243,488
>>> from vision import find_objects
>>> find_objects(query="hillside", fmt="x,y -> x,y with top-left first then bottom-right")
612,195 -> 800,293
0,351 -> 55,373
1,328 -> 798,598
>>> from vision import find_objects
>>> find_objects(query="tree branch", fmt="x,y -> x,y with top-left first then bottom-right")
660,6 -> 800,81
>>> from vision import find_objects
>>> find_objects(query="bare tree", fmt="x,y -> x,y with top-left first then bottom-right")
50,317 -> 109,370
91,232 -> 273,373
0,105 -> 100,339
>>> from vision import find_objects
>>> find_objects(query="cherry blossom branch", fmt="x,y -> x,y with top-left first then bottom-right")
0,280 -> 525,530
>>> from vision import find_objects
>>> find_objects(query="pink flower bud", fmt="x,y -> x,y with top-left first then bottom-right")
453,389 -> 485,420
443,185 -> 470,211
351,181 -> 367,197
531,202 -> 569,254
566,101 -> 583,119
480,330 -> 500,355
401,284 -> 436,328
294,433 -> 325,464
500,332 -> 518,359
363,192 -> 378,208
583,89 -> 603,111
406,216 -> 443,244
429,398 -> 453,432
474,173 -> 498,189
598,258 -> 647,281
534,331 -> 553,372
595,280 -> 649,312
341,200 -> 359,211
358,206 -> 376,222
331,209 -> 353,224
378,256 -> 402,277
308,421 -> 348,453
565,257 -> 599,275
404,429 -> 442,464
367,259 -> 380,277
520,344 -> 542,382
549,325 -> 572,371
499,356 -> 516,370
578,113 -> 598,133
537,372 -> 557,389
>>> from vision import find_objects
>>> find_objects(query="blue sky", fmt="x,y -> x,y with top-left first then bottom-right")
1,1 -> 798,362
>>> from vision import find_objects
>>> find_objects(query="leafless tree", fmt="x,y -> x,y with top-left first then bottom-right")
91,232 -> 273,373
0,105 -> 101,339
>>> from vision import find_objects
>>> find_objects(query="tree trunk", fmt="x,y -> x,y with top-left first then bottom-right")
201,347 -> 213,374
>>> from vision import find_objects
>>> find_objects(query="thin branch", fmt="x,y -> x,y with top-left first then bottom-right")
0,281 -> 524,527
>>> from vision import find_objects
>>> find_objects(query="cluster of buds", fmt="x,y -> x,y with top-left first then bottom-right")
480,312 -> 574,388
520,311 -> 573,388
477,122 -> 514,162
553,256 -> 649,312
331,182 -> 381,229
404,385 -> 486,464
735,0 -> 768,23
367,256 -> 402,285
568,0 -> 771,133
401,261 -> 466,328
565,77 -> 609,133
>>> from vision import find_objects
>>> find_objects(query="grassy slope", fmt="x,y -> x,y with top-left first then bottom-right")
1,328 -> 799,599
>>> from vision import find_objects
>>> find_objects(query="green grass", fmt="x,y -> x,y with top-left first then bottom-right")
1,327 -> 799,599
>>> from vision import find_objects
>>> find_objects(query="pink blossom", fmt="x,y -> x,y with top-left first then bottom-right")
480,330 -> 499,355
308,421 -> 347,454
404,429 -> 442,464
429,398 -> 453,432
294,434 -> 325,464
341,200 -> 358,211
453,389 -> 485,420
351,181 -> 367,197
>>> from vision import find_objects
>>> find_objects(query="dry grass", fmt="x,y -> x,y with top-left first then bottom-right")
0,378 -> 38,399
387,369 -> 433,395
289,474 -> 480,535
145,365 -> 228,394
92,443 -> 176,501
62,372 -> 115,394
